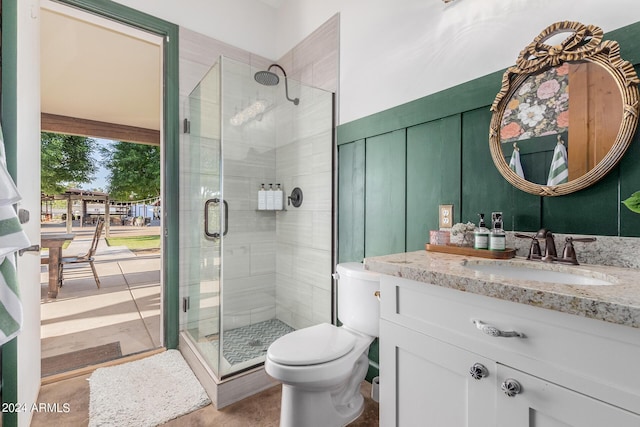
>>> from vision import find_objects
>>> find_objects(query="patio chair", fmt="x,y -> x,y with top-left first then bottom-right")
59,217 -> 105,289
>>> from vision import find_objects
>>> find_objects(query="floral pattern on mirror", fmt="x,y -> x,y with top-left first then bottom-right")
500,63 -> 569,144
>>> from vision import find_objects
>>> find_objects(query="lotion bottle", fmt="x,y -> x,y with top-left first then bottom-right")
474,213 -> 489,250
266,183 -> 275,210
274,184 -> 284,210
258,184 -> 266,210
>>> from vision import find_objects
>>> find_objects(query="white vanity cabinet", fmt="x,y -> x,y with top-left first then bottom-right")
379,275 -> 640,427
380,319 -> 497,426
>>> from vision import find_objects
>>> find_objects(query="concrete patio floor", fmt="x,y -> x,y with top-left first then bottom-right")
40,223 -> 162,374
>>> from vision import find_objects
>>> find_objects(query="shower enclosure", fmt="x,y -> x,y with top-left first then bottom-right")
179,56 -> 334,384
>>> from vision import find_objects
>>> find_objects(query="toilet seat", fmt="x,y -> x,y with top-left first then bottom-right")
267,323 -> 356,366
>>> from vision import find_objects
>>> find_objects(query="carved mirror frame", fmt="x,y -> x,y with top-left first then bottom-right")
489,21 -> 639,196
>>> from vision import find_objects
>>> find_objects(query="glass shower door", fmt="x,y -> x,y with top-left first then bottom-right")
181,60 -> 223,377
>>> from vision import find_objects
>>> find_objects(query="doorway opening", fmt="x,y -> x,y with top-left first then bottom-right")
39,1 -> 165,378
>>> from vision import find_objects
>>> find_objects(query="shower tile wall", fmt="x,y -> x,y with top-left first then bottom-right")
221,57 -> 278,331
275,15 -> 339,330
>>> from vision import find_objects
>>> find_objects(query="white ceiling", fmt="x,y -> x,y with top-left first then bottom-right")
40,2 -> 162,132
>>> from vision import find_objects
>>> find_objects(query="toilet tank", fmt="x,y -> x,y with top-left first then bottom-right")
336,263 -> 381,337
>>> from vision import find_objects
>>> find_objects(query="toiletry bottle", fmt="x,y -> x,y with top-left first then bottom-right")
474,213 -> 489,250
274,184 -> 284,210
489,213 -> 506,251
266,183 -> 275,210
258,184 -> 266,210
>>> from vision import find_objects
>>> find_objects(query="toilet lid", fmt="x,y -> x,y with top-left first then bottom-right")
267,323 -> 355,366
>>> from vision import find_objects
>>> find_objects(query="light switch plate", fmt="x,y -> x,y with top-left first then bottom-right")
439,204 -> 453,228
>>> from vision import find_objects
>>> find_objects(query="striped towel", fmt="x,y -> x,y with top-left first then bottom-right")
547,142 -> 568,186
509,148 -> 525,179
0,123 -> 29,345
0,254 -> 22,345
0,125 -> 21,205
0,205 -> 30,258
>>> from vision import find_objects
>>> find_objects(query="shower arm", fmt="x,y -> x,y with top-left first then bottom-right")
268,64 -> 300,105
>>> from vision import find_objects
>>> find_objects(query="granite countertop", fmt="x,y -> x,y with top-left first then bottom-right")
364,250 -> 640,329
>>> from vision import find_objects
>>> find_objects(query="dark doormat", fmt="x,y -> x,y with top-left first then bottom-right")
41,342 -> 122,377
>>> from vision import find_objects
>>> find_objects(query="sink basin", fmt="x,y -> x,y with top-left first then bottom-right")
462,261 -> 615,286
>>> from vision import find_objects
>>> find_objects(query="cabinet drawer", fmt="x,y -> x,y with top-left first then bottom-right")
380,275 -> 640,413
496,364 -> 640,427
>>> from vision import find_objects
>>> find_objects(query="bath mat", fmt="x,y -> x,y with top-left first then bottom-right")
89,349 -> 210,427
41,342 -> 122,377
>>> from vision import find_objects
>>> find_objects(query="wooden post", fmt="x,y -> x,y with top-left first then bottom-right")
66,196 -> 72,233
105,197 -> 111,238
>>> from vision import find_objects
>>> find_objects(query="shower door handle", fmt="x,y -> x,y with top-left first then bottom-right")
221,199 -> 228,236
204,198 -> 228,238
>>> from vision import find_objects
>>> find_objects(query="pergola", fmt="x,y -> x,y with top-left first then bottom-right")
41,189 -> 122,237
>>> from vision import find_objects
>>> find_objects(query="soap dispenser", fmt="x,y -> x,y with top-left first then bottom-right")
474,213 -> 489,250
258,184 -> 266,210
266,184 -> 275,210
489,212 -> 506,251
274,184 -> 284,210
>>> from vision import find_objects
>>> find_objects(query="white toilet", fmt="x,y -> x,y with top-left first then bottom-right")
265,262 -> 380,427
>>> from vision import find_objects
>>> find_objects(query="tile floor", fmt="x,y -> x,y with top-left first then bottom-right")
32,371 -> 379,426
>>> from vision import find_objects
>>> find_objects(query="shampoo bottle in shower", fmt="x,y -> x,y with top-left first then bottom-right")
274,184 -> 284,210
258,184 -> 266,210
266,183 -> 275,210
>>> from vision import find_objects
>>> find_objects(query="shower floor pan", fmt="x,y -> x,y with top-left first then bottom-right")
204,318 -> 294,368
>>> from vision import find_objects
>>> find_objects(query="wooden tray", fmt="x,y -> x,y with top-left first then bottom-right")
425,243 -> 516,259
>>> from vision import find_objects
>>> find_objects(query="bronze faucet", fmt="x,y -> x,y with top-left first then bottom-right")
536,228 -> 557,262
514,232 -> 541,260
516,229 -> 596,265
559,236 -> 597,265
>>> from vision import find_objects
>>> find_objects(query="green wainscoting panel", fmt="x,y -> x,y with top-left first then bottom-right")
620,138 -> 640,237
337,19 -> 640,256
338,140 -> 366,262
364,130 -> 407,257
406,116 -> 461,251
461,107 -> 541,231
619,68 -> 640,237
542,170 -> 620,235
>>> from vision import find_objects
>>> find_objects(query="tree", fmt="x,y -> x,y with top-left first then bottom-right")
41,132 -> 97,195
101,142 -> 160,200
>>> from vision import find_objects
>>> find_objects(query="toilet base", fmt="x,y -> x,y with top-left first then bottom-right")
278,353 -> 369,427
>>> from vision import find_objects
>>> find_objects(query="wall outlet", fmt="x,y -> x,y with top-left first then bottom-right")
439,204 -> 453,228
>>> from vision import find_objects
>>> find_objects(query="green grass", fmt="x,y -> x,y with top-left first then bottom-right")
106,235 -> 161,250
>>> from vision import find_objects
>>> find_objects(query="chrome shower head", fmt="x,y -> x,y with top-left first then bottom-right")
254,64 -> 299,105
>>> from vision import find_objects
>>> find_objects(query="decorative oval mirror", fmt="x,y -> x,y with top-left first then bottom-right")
489,21 -> 640,196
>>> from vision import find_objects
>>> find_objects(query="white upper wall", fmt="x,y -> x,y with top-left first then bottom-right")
112,0 -> 279,58
113,0 -> 640,124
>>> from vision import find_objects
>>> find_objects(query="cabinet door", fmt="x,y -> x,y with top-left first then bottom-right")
380,320 -> 496,427
496,364 -> 640,427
